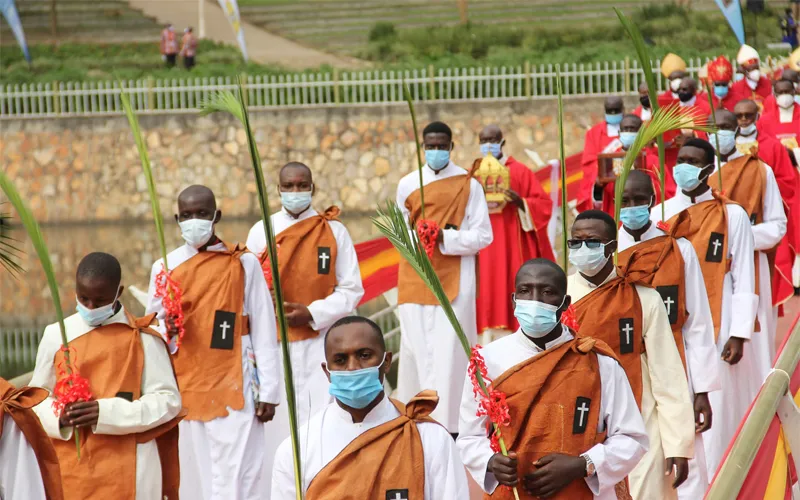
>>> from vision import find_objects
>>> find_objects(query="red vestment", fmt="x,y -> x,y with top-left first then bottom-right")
756,113 -> 800,306
579,122 -> 620,211
477,156 -> 555,333
661,99 -> 712,180
599,147 -> 670,215
761,94 -> 779,116
728,77 -> 772,108
711,92 -> 738,112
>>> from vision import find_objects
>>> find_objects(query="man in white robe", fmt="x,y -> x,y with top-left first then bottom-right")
396,121 -> 493,433
617,170 -> 721,499
246,162 -> 364,496
713,108 -> 787,368
651,139 -> 759,477
32,251 -> 182,499
458,259 -> 648,499
271,316 -> 468,499
146,185 -> 281,500
567,211 -> 695,499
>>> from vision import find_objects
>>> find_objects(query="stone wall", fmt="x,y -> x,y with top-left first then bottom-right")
1,96 -> 638,223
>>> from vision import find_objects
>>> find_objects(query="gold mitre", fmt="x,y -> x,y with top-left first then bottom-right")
474,155 -> 510,214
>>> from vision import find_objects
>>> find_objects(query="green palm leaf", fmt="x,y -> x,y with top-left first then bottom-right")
372,202 -> 520,500
555,67 -> 569,272
200,81 -> 304,500
0,172 -> 81,454
0,203 -> 24,278
403,82 -> 426,219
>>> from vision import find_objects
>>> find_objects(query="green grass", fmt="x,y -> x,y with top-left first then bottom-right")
0,40 -> 334,85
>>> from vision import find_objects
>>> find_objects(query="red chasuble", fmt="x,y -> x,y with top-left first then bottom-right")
579,122 -> 620,211
477,156 -> 555,333
728,77 -> 772,108
711,92 -> 738,112
737,130 -> 799,307
761,94 -> 779,116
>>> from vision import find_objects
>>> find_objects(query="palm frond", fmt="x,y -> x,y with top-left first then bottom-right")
555,67 -> 569,272
120,91 -> 169,267
613,106 -> 715,244
0,172 -> 81,453
200,82 -> 304,500
615,7 -> 668,221
402,82 -> 426,219
0,204 -> 24,278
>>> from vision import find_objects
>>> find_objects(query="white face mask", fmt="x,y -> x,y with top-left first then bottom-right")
179,214 -> 216,248
670,78 -> 682,93
568,241 -> 612,277
747,69 -> 761,82
739,123 -> 757,137
777,94 -> 795,109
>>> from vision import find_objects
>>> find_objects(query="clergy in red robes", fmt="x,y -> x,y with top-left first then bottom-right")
657,53 -> 687,108
633,81 -> 653,121
598,114 -> 670,215
707,55 -> 737,111
735,100 -> 799,307
475,125 -> 555,338
659,77 -> 712,181
579,96 -> 623,211
729,44 -> 772,109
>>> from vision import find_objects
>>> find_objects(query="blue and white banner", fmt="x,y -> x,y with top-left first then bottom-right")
714,0 -> 746,45
0,0 -> 31,63
218,0 -> 248,62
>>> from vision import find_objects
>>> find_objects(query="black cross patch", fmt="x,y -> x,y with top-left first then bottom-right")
115,391 -> 133,402
749,213 -> 758,225
573,397 -> 592,434
386,489 -> 409,500
317,246 -> 332,275
656,285 -> 679,325
210,310 -> 236,350
445,223 -> 458,230
705,232 -> 724,263
619,318 -> 635,354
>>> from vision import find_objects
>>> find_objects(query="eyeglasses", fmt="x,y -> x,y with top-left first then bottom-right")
567,239 -> 608,250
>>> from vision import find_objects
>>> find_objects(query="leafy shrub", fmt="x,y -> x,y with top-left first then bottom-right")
368,22 -> 397,42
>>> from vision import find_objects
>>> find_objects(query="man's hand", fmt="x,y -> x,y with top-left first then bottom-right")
504,189 -> 525,209
436,227 -> 445,244
673,134 -> 689,149
255,402 -> 277,423
665,457 -> 689,489
284,302 -> 313,327
487,452 -> 518,487
694,392 -> 712,434
722,337 -> 745,365
166,314 -> 180,339
524,453 -> 586,498
59,401 -> 100,428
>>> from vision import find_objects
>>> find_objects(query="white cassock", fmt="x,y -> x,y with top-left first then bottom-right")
29,307 -> 182,500
717,153 -> 786,369
146,242 -> 281,500
457,326 -> 649,499
246,207 -> 364,497
653,189 -> 760,478
395,162 -> 493,432
270,395 -> 469,499
0,415 -> 47,500
568,271 -> 694,500
619,224 -> 721,499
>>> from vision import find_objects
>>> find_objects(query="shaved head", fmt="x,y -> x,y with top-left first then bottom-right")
605,96 -> 624,113
279,162 -> 312,183
782,69 -> 799,83
624,170 -> 655,197
178,185 -> 216,211
638,81 -> 649,93
713,109 -> 737,130
620,114 -> 643,131
516,258 -> 567,295
479,124 -> 503,143
734,99 -> 759,115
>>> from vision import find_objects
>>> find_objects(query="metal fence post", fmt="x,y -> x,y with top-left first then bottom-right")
334,68 -> 340,104
525,61 -> 531,98
53,81 -> 60,115
428,64 -> 435,100
624,57 -> 631,93
147,77 -> 155,111
241,73 -> 248,106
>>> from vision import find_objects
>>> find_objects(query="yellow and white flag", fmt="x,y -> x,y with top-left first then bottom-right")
218,0 -> 248,61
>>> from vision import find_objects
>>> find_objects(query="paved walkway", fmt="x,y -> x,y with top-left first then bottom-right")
127,0 -> 364,70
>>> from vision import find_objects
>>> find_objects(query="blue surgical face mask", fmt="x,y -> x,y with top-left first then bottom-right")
569,242 -> 612,277
619,132 -> 637,149
425,149 -> 450,171
514,295 -> 565,337
709,129 -> 737,155
280,189 -> 313,214
734,73 -> 745,82
605,113 -> 623,125
327,354 -> 386,409
714,85 -> 729,98
75,285 -> 121,327
480,141 -> 503,159
673,162 -> 708,191
620,203 -> 652,231
794,95 -> 800,105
